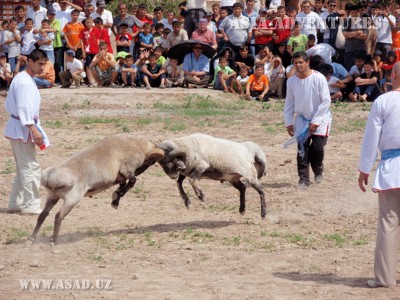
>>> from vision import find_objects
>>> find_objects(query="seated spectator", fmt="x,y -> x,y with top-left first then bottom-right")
349,54 -> 365,78
182,43 -> 210,88
212,57 -> 236,93
380,69 -> 392,93
320,63 -> 345,103
141,53 -> 166,89
34,59 -> 55,88
232,66 -> 249,95
134,48 -> 150,86
59,49 -> 85,88
373,50 -> 383,79
13,55 -> 27,77
348,58 -> 380,102
115,23 -> 132,53
255,46 -> 273,68
110,51 -> 128,87
245,65 -> 270,101
274,41 -> 292,67
381,50 -> 397,73
121,55 -> 138,87
211,47 -> 235,81
306,43 -> 336,64
154,46 -> 166,65
191,18 -> 217,50
306,34 -> 316,50
89,41 -> 115,87
287,21 -> 308,57
0,53 -> 12,89
265,56 -> 285,98
154,26 -> 168,49
235,45 -> 255,75
164,57 -> 185,87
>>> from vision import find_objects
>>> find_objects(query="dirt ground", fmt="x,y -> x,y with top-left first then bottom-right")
0,87 -> 397,299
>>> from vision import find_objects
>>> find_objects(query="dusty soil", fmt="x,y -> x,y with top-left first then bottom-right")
0,87 -> 397,299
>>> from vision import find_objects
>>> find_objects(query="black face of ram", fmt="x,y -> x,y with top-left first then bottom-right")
159,155 -> 186,179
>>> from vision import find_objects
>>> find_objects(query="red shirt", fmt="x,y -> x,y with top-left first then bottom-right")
98,27 -> 113,53
254,18 -> 273,45
272,17 -> 293,44
79,27 -> 101,54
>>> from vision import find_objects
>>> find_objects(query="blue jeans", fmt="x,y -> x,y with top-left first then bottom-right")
353,84 -> 381,101
34,77 -> 52,88
44,50 -> 55,64
9,57 -> 18,73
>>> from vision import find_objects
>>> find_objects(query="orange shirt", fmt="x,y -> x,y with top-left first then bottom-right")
392,30 -> 400,50
248,74 -> 269,91
63,22 -> 84,48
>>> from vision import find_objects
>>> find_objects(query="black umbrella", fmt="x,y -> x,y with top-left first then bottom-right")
167,40 -> 216,64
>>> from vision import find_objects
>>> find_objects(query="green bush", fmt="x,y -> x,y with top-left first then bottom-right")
107,0 -> 183,16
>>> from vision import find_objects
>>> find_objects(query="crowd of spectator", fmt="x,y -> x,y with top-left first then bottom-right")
0,0 -> 399,101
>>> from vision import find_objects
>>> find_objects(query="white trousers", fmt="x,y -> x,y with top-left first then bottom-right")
375,189 -> 400,288
8,139 -> 41,210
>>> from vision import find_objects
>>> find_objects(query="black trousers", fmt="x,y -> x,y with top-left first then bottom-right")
297,135 -> 328,185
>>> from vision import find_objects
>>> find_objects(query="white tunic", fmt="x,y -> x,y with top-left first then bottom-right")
284,71 -> 332,137
358,91 -> 400,191
4,71 -> 49,147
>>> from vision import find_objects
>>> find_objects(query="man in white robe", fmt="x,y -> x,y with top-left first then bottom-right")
284,51 -> 332,188
4,49 -> 50,215
358,61 -> 400,288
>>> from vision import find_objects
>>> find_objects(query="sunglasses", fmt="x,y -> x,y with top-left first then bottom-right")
330,4 -> 336,7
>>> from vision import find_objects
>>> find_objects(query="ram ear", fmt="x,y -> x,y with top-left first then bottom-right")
145,148 -> 165,162
173,159 -> 186,170
157,141 -> 176,153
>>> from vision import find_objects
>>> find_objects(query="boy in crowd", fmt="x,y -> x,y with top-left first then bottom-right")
35,19 -> 55,64
63,9 -> 84,59
245,65 -> 270,101
89,42 -> 116,87
34,59 -> 55,88
154,46 -> 166,65
3,18 -> 21,72
349,55 -> 365,78
373,50 -> 383,80
110,51 -> 128,87
141,53 -> 166,89
15,5 -> 26,31
94,17 -> 112,54
287,22 -> 308,57
80,17 -> 100,86
121,54 -> 138,87
0,52 -> 12,89
59,49 -> 85,88
233,66 -> 249,95
212,57 -> 236,93
116,23 -> 132,53
164,57 -> 184,87
380,69 -> 392,93
138,23 -> 154,54
320,63 -> 345,103
20,19 -> 36,57
235,45 -> 255,75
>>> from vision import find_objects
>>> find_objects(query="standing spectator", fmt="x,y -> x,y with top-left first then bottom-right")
364,13 -> 377,56
35,19 -> 55,64
138,23 -> 154,53
80,16 -> 100,86
26,0 -> 47,29
272,6 -> 293,51
372,4 -> 396,62
185,0 -> 207,37
221,0 -> 236,15
56,0 -> 83,33
182,43 -> 210,88
243,0 -> 258,56
3,19 -> 21,73
153,6 -> 166,26
211,3 -> 222,24
63,9 -> 84,59
253,8 -> 274,54
358,62 -> 400,289
287,21 -> 308,56
164,21 -> 188,51
90,0 -> 113,36
343,5 -> 367,71
191,18 -> 217,50
15,5 -> 27,31
205,11 -> 218,34
112,3 -> 143,37
59,49 -> 85,88
20,19 -> 37,57
45,7 -> 63,84
296,0 -> 325,43
116,23 -> 132,53
5,49 -> 50,215
94,17 -> 112,54
320,0 -> 337,44
163,11 -> 177,31
0,21 -> 9,58
283,51 -> 332,188
219,3 -> 252,55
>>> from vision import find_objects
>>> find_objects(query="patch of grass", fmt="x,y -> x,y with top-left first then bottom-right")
39,225 -> 53,237
44,120 -> 63,128
5,228 -> 29,244
62,103 -> 71,110
1,159 -> 15,175
96,237 -> 112,250
81,99 -> 91,107
78,116 -> 124,125
89,254 -> 103,262
336,119 -> 367,133
261,230 -> 267,237
324,233 -> 347,247
353,235 -> 369,246
86,137 -> 101,144
136,116 -> 153,126
85,226 -> 104,237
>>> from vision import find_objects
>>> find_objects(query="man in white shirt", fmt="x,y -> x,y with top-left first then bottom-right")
296,0 -> 324,43
90,0 -> 113,36
4,49 -> 50,215
284,51 -> 332,188
371,4 -> 396,62
26,0 -> 47,29
358,62 -> 400,289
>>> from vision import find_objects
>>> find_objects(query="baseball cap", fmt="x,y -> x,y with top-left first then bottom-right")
205,11 -> 212,16
47,6 -> 56,15
96,0 -> 106,8
66,50 -> 75,57
115,51 -> 129,60
199,18 -> 207,23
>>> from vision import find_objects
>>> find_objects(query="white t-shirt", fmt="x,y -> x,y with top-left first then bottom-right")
3,30 -> 21,58
186,0 -> 206,9
236,74 -> 249,85
35,32 -> 55,51
21,30 -> 37,55
374,15 -> 396,44
327,75 -> 340,93
296,11 -> 324,42
26,6 -> 48,29
66,58 -> 86,77
349,65 -> 365,77
56,9 -> 73,33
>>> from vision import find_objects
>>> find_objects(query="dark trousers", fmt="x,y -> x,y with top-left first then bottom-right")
54,47 -> 64,83
297,135 -> 328,185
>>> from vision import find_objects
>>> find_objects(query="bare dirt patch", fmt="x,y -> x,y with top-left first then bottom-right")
0,87 -> 395,299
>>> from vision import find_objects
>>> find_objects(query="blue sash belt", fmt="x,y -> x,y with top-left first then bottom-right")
381,149 -> 400,161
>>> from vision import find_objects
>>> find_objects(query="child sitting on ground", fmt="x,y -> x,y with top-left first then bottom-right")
0,53 -> 12,89
265,56 -> 285,98
380,69 -> 392,93
121,54 -> 138,87
245,65 -> 270,101
154,46 -> 166,65
213,56 -> 236,93
164,57 -> 184,87
349,54 -> 365,78
141,53 -> 166,89
232,66 -> 249,95
319,63 -> 345,103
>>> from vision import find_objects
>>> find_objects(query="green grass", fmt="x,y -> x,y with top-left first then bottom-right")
5,228 -> 30,244
336,119 -> 367,133
1,159 -> 15,175
77,116 -> 125,125
324,233 -> 347,247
